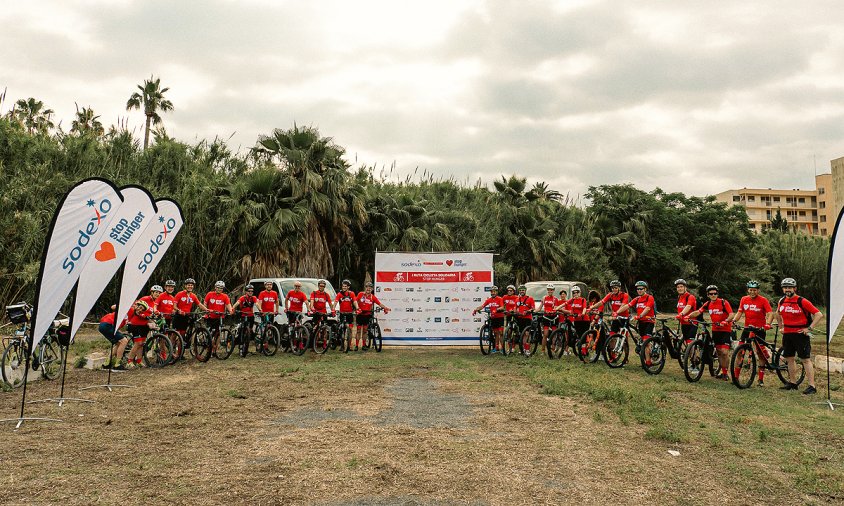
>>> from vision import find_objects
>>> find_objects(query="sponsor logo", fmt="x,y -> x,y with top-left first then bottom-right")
109,211 -> 146,246
406,288 -> 414,292
384,328 -> 392,332
62,197 -> 113,273
473,317 -> 482,323
417,307 -> 423,312
452,319 -> 460,323
425,317 -> 431,323
444,296 -> 450,303
434,297 -> 442,303
94,241 -> 117,262
473,298 -> 482,302
405,328 -> 414,333
137,215 -> 177,274
412,298 -> 422,302
434,317 -> 442,323
406,308 -> 414,312
377,287 -> 382,292
445,259 -> 453,266
445,317 -> 451,323
423,261 -> 443,266
463,272 -> 475,281
393,273 -> 405,282
452,297 -> 460,302
400,261 -> 423,267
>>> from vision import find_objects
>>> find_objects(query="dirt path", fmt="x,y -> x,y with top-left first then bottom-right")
0,349 -> 811,505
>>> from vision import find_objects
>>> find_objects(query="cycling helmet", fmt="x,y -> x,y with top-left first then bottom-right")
135,300 -> 149,311
264,280 -> 273,285
318,279 -> 327,286
518,285 -> 527,291
506,285 -> 516,291
546,284 -> 555,289
490,285 -> 499,291
245,285 -> 254,291
341,279 -> 351,286
780,277 -> 797,287
214,280 -> 226,289
706,284 -> 718,292
634,281 -> 648,289
165,279 -> 176,287
184,278 -> 196,285
609,280 -> 621,287
674,278 -> 687,286
571,286 -> 581,293
150,285 -> 163,292
746,280 -> 760,288
365,281 -> 373,287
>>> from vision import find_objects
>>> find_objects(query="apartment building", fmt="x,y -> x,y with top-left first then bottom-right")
714,187 -> 821,235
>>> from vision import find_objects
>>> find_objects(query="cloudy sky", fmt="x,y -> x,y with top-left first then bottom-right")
2,0 -> 843,198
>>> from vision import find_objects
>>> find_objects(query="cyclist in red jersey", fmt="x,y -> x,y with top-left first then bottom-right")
156,279 -> 177,324
98,308 -> 129,369
473,285 -> 504,352
557,289 -> 568,328
539,284 -> 560,352
726,280 -> 774,385
173,278 -> 208,344
616,281 -> 656,337
560,286 -> 589,350
776,278 -> 822,394
125,299 -> 152,367
674,279 -> 698,344
589,280 -> 629,333
688,284 -> 734,380
308,279 -> 333,326
285,280 -> 307,330
355,281 -> 390,350
257,281 -> 280,316
232,285 -> 258,318
204,281 -> 233,350
139,285 -> 162,320
514,285 -> 535,337
333,280 -> 359,351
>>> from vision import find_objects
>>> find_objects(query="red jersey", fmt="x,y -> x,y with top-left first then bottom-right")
630,294 -> 656,323
700,298 -> 733,331
204,292 -> 230,319
286,289 -> 307,312
156,292 -> 176,316
236,295 -> 257,317
501,295 -> 518,313
139,295 -> 157,314
257,290 -> 279,313
676,292 -> 697,325
565,297 -> 589,321
777,295 -> 820,331
100,312 -> 127,328
310,290 -> 331,314
335,290 -> 357,313
127,303 -> 152,326
737,295 -> 772,328
175,290 -> 201,314
357,292 -> 382,314
515,295 -> 535,319
480,296 -> 504,317
600,292 -> 630,316
541,295 -> 560,314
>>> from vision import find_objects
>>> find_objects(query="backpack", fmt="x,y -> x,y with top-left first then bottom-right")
777,296 -> 812,326
680,292 -> 704,322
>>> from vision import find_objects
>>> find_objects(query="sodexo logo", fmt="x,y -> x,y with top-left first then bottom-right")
138,215 -> 178,274
62,197 -> 113,273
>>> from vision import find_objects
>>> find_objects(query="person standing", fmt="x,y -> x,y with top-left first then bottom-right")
776,278 -> 823,394
473,285 -> 505,352
728,280 -> 774,386
688,285 -> 734,380
674,279 -> 698,344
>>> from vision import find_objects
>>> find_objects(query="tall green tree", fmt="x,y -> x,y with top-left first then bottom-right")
126,76 -> 174,150
9,97 -> 54,135
70,104 -> 104,137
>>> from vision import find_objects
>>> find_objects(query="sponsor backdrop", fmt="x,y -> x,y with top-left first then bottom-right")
374,252 -> 493,345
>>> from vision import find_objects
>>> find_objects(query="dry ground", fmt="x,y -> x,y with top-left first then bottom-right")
1,339 -> 842,505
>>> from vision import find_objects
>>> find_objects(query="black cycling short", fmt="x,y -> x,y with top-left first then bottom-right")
357,314 -> 372,327
286,311 -> 302,325
310,313 -> 328,326
782,332 -> 811,359
490,317 -> 504,329
712,330 -> 732,347
610,317 -> 628,334
637,321 -> 654,338
573,320 -> 591,339
740,328 -> 766,343
338,313 -> 355,325
515,318 -> 531,333
127,324 -> 149,339
172,313 -> 190,331
680,324 -> 697,342
205,318 -> 223,334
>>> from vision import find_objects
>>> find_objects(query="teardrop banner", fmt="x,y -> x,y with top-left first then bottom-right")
114,199 -> 184,330
69,186 -> 158,341
30,178 -> 124,352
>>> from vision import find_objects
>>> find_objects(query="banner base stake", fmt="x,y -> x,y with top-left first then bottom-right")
0,417 -> 63,430
27,397 -> 95,407
78,383 -> 134,392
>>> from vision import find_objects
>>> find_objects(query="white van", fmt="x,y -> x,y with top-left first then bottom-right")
246,277 -> 337,324
524,281 -> 588,310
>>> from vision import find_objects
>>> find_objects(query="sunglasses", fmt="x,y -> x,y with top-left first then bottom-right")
636,287 -> 645,290
708,292 -> 718,296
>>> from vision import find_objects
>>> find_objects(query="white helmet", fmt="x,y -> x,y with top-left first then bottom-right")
150,285 -> 163,292
214,280 -> 225,289
546,284 -> 555,289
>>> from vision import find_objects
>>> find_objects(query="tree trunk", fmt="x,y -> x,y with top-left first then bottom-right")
143,114 -> 152,150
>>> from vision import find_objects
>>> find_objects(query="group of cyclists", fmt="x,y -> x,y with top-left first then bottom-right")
97,278 -> 391,369
473,277 -> 823,395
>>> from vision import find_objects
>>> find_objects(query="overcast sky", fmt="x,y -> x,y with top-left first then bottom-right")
2,0 -> 843,198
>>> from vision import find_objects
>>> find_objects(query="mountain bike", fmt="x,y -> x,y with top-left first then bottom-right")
364,307 -> 384,352
521,312 -> 558,358
143,317 -> 174,368
206,311 -> 234,360
501,311 -> 522,356
284,312 -> 308,356
233,311 -> 255,358
252,311 -> 280,356
730,323 -> 803,389
603,319 -> 645,369
639,317 -> 687,375
178,312 -> 213,362
547,318 -> 576,359
574,311 -> 609,363
1,309 -> 61,388
311,313 -> 335,354
477,308 -> 494,355
157,316 -> 181,365
682,320 -> 721,382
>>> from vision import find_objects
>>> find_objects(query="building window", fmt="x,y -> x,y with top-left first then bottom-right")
798,197 -> 805,204
820,188 -> 825,194
821,216 -> 827,222
799,211 -> 806,216
820,201 -> 826,209
773,197 -> 780,202
732,196 -> 741,202
822,229 -> 827,236
747,196 -> 755,202
749,223 -> 756,229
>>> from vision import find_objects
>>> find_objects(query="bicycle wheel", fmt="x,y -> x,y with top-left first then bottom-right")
369,323 -> 383,352
313,327 -> 329,354
501,326 -> 517,356
290,327 -> 307,356
547,329 -> 564,359
167,330 -> 183,363
520,329 -> 538,357
1,341 -> 26,388
278,325 -> 291,353
143,333 -> 173,368
730,343 -> 756,389
576,330 -> 600,363
38,340 -> 61,380
707,344 -> 720,377
774,348 -> 805,386
213,328 -> 234,360
683,340 -> 705,382
235,324 -> 249,357
676,339 -> 688,371
479,323 -> 492,355
640,336 -> 666,375
262,325 -> 280,356
192,328 -> 213,362
603,333 -> 628,368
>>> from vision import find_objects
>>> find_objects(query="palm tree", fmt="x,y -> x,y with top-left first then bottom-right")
70,103 -> 104,137
11,98 -> 54,135
126,75 -> 174,150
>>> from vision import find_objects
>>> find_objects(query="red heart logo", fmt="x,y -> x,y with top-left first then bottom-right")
445,260 -> 453,266
94,241 -> 116,262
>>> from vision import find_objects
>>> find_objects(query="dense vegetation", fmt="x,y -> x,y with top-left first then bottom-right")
0,90 -> 830,317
